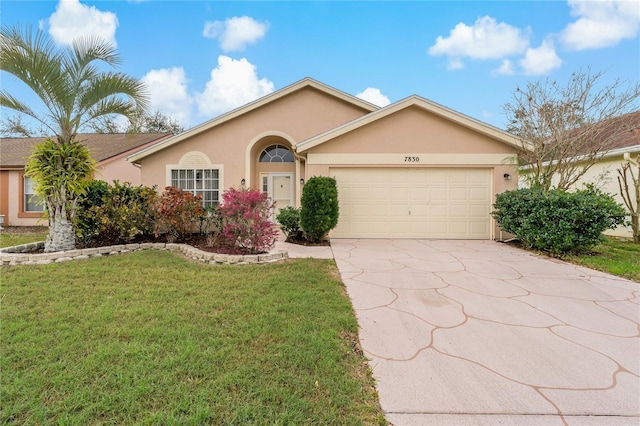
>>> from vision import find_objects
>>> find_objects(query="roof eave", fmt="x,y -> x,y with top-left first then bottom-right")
297,95 -> 525,153
127,78 -> 379,163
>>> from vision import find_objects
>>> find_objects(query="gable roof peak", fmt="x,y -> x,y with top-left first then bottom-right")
128,78 -> 378,163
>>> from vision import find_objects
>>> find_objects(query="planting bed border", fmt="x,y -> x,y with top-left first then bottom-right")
0,242 -> 288,266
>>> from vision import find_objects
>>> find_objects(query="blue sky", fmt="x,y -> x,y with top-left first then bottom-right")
2,0 -> 639,131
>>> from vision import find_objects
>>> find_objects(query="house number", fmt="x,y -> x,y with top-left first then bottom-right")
404,156 -> 420,163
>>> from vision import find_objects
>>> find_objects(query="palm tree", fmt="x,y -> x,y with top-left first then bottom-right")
0,25 -> 148,252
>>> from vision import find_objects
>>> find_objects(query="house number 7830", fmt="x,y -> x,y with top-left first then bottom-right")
404,156 -> 420,163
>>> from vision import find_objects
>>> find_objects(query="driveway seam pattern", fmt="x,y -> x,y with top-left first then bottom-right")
331,239 -> 639,426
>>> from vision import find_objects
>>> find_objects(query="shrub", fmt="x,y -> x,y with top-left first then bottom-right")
74,179 -> 109,245
76,180 -> 157,246
218,187 -> 279,254
154,186 -> 204,243
276,206 -> 303,241
300,176 -> 339,243
492,187 -> 627,254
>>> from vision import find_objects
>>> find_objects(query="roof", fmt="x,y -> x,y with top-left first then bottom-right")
296,95 -> 524,153
0,133 -> 172,168
127,78 -> 379,163
589,110 -> 640,152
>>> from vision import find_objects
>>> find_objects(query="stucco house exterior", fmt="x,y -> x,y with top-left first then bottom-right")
0,132 -> 172,226
128,78 -> 521,240
567,111 -> 640,238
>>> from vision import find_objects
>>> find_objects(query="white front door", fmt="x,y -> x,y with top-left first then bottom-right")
267,173 -> 293,218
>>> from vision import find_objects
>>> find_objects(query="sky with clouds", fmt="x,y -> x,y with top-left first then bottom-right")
2,0 -> 639,130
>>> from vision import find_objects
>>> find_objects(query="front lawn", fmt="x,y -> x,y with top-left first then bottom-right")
564,237 -> 640,282
0,226 -> 48,248
1,251 -> 385,424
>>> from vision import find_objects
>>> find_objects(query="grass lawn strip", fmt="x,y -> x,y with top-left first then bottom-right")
563,237 -> 640,283
1,251 -> 386,424
0,227 -> 48,248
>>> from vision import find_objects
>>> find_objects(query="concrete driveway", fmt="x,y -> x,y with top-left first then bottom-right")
331,239 -> 640,426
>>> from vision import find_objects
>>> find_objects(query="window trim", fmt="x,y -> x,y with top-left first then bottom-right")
166,164 -> 224,208
259,144 -> 294,163
18,172 -> 45,218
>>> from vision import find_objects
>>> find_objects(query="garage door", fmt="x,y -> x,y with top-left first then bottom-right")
331,168 -> 492,239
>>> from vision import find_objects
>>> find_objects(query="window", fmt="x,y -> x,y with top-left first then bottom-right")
171,169 -> 219,208
23,176 -> 44,212
259,145 -> 294,163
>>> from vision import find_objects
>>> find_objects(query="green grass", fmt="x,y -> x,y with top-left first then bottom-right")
563,237 -> 640,282
1,251 -> 386,424
0,227 -> 48,248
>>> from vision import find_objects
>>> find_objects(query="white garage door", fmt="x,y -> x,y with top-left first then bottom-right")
331,168 -> 492,239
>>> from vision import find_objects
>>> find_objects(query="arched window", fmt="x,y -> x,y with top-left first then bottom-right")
259,144 -> 294,163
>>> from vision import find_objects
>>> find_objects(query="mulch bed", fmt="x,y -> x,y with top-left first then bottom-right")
3,227 -> 330,254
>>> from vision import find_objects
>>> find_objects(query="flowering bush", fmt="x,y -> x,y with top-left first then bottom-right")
154,186 -> 204,242
218,187 -> 279,254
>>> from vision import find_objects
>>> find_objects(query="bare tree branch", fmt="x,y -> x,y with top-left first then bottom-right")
505,68 -> 640,191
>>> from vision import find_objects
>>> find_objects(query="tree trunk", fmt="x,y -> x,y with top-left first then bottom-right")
45,213 -> 75,252
632,214 -> 639,244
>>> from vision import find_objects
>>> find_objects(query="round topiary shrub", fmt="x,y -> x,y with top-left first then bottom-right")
300,176 -> 339,243
276,206 -> 303,242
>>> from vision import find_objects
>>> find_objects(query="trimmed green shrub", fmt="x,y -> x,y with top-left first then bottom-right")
75,180 -> 157,246
300,176 -> 339,243
276,206 -> 303,241
74,179 -> 109,245
492,187 -> 627,254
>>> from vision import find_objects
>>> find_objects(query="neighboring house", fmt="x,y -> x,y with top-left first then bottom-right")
128,78 -> 521,240
569,111 -> 640,238
0,132 -> 172,226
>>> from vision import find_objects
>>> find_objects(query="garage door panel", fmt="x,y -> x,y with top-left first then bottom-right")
470,205 -> 489,218
332,168 -> 492,239
430,188 -> 448,202
429,204 -> 448,218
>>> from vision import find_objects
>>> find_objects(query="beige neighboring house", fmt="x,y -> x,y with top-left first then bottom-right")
128,78 -> 521,240
569,111 -> 640,238
0,133 -> 172,226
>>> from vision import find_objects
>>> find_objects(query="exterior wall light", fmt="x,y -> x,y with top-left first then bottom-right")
503,173 -> 512,181
300,178 -> 305,185
241,178 -> 246,186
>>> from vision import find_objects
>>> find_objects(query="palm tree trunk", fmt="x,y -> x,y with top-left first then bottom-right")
44,200 -> 75,252
45,216 -> 75,252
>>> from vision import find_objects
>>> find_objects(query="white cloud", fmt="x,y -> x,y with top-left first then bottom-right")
355,87 -> 390,107
447,59 -> 465,70
203,16 -> 269,52
561,0 -> 640,50
428,16 -> 530,66
43,0 -> 118,47
196,55 -> 274,117
141,67 -> 193,127
492,59 -> 515,76
519,40 -> 563,75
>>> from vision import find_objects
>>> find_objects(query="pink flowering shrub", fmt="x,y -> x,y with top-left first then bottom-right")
218,187 -> 279,254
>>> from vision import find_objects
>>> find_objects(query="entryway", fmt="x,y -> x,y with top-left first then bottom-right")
263,172 -> 293,217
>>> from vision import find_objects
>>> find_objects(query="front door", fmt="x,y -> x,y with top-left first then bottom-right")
269,173 -> 293,218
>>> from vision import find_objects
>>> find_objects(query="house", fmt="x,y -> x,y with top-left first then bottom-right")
0,132 -> 172,226
128,78 -> 521,240
568,111 -> 640,238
